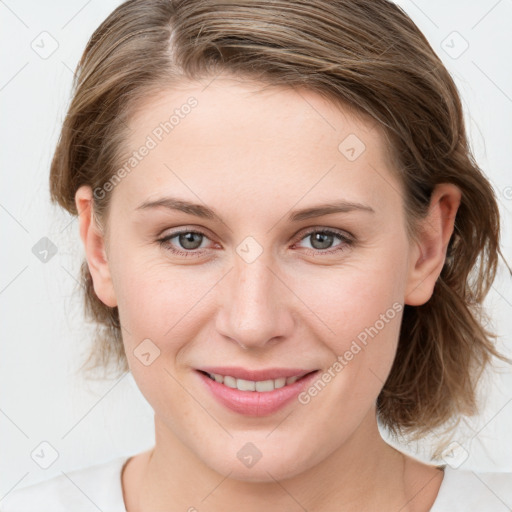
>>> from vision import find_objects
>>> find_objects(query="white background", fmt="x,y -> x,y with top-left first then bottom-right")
1,0 -> 511,498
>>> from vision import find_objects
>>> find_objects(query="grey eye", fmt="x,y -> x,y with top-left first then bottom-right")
308,232 -> 335,250
177,232 -> 204,250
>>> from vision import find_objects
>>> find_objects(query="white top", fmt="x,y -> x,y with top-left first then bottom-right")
1,456 -> 512,511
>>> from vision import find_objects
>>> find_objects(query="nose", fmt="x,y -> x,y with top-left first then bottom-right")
215,253 -> 294,350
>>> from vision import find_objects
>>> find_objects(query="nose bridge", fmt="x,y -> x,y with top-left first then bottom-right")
217,251 -> 292,348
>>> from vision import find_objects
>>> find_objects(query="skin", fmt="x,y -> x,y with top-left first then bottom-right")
75,75 -> 461,511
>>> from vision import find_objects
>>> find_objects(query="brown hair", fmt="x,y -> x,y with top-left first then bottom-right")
49,0 -> 510,446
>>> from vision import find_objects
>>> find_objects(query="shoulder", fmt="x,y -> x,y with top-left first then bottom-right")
0,456 -> 129,512
431,466 -> 512,511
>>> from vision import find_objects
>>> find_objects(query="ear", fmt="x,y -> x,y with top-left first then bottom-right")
75,185 -> 117,308
405,183 -> 462,306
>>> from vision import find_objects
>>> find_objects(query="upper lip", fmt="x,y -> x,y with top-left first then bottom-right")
197,366 -> 317,381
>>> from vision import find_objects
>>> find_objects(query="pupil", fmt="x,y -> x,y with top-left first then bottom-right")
311,232 -> 333,250
179,232 -> 202,250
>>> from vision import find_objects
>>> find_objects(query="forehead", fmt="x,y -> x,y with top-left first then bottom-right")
111,76 -> 402,218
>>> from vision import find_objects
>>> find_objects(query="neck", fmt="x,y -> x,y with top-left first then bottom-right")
129,408 -> 439,512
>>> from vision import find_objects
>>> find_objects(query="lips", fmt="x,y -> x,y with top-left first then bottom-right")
196,367 -> 320,416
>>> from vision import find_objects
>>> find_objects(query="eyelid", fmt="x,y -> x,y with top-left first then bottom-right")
157,227 -> 218,252
158,224 -> 215,239
293,225 -> 353,243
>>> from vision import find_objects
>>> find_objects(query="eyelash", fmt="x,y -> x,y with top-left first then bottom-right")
157,227 -> 353,258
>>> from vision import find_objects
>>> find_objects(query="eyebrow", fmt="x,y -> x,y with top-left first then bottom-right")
135,196 -> 375,222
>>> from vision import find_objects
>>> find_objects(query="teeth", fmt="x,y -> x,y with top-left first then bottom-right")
206,372 -> 304,392
255,379 -> 274,392
237,378 -> 256,391
223,375 -> 237,389
274,377 -> 286,389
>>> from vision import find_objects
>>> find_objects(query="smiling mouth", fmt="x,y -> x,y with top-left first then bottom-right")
198,370 -> 318,393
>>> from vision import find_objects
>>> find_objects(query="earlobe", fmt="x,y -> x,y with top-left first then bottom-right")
404,183 -> 461,306
75,185 -> 117,308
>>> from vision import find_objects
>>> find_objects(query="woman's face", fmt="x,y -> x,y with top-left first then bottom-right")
87,76 -> 433,481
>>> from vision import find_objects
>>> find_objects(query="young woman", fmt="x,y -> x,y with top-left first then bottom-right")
3,0 -> 511,510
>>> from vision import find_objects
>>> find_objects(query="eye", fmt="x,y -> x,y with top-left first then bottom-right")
157,227 -> 354,258
295,228 -> 353,255
157,229 -> 212,257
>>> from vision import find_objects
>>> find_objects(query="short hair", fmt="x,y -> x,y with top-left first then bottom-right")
49,0 -> 509,447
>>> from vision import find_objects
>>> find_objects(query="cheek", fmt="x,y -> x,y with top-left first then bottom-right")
286,244 -> 408,410
110,252 -> 224,367
291,265 -> 405,441
110,255 -> 207,406
111,248 -> 193,327
291,250 -> 407,347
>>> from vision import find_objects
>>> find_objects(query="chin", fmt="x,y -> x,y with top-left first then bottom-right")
197,440 -> 320,484
215,459 -> 306,484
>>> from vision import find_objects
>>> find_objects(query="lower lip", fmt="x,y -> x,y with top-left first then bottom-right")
196,370 -> 319,416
